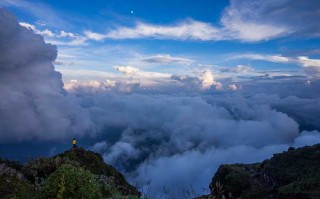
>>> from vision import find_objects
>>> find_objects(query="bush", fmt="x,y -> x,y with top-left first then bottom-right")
43,164 -> 101,199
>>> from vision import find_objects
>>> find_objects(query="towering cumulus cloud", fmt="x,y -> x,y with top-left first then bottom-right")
0,8 -> 93,142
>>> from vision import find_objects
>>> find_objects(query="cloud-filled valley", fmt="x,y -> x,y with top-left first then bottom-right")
1,1 -> 320,198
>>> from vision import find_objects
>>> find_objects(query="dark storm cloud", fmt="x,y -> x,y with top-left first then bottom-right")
0,8 -> 93,142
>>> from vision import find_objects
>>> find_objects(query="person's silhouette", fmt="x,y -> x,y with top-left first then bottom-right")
72,138 -> 77,148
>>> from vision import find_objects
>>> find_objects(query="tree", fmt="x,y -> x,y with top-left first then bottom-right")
43,164 -> 101,199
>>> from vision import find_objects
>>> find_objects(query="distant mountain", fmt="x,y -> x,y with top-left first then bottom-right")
0,147 -> 140,199
197,144 -> 320,199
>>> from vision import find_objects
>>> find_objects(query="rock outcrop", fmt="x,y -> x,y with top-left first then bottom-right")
0,147 -> 140,199
202,144 -> 320,199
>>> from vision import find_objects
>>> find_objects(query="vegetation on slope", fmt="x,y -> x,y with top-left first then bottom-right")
0,148 -> 141,199
207,144 -> 320,199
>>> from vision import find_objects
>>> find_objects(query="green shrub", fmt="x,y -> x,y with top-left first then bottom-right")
43,164 -> 101,199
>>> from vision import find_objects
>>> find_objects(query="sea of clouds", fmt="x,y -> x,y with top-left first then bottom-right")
1,7 -> 320,198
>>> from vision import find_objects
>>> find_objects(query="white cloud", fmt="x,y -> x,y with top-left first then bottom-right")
44,38 -> 87,46
81,0 -> 320,43
172,69 -> 222,90
58,68 -> 173,89
84,14 -> 289,42
230,65 -> 255,73
231,54 -> 320,78
224,0 -> 320,39
220,0 -> 289,42
66,36 -> 87,46
59,30 -> 76,38
20,23 -> 56,37
234,54 -> 290,63
200,69 -> 215,90
298,56 -> 320,78
19,22 -> 36,31
58,69 -> 119,81
84,0 -> 309,43
18,22 -> 86,46
38,28 -> 55,37
84,31 -> 106,41
104,20 -> 223,41
10,0 -> 320,44
229,84 -> 238,91
85,14 -> 289,42
1,0 -> 69,28
0,8 -> 94,142
142,54 -> 194,66
114,65 -> 139,76
17,0 -> 307,45
215,82 -> 223,90
64,79 -> 116,93
64,79 -> 141,94
298,56 -> 320,67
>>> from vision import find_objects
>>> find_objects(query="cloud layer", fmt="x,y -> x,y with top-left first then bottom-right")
85,93 -> 320,197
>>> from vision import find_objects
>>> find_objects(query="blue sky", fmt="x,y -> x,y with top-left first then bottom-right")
2,0 -> 320,92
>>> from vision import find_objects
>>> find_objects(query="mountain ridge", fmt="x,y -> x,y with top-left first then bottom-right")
198,144 -> 320,199
0,147 -> 140,199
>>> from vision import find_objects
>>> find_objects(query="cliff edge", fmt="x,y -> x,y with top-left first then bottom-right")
0,147 -> 140,199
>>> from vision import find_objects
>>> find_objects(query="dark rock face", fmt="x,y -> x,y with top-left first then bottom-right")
0,148 -> 140,198
207,144 -> 320,199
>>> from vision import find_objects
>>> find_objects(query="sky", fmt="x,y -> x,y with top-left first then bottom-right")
1,0 -> 320,198
2,0 -> 320,87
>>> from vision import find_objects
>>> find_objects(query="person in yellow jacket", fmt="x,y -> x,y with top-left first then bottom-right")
72,138 -> 77,148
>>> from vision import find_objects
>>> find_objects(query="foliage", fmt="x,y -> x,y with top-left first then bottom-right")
22,155 -> 79,184
208,144 -> 320,199
0,159 -> 23,171
43,164 -> 101,199
0,148 -> 141,198
0,175 -> 37,199
278,178 -> 320,199
58,148 -> 140,196
211,181 -> 225,199
211,164 -> 252,198
56,173 -> 65,199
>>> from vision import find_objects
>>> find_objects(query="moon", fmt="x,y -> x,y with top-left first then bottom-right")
131,10 -> 134,14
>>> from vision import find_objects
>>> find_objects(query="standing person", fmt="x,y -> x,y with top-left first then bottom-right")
72,138 -> 77,148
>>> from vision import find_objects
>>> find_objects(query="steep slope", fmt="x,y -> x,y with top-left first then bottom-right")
0,147 -> 140,198
203,144 -> 320,199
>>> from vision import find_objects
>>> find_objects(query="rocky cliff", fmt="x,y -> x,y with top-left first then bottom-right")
0,147 -> 140,199
201,144 -> 320,199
